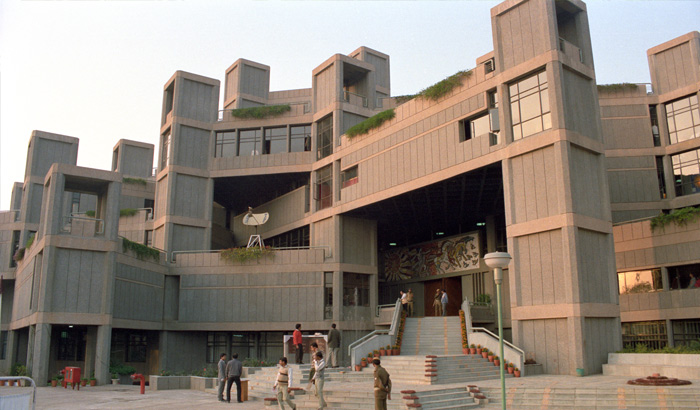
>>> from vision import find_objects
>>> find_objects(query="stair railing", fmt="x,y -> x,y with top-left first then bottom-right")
348,298 -> 402,369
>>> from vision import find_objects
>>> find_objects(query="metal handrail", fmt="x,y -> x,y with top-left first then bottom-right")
376,303 -> 395,317
348,298 -> 401,357
170,245 -> 330,262
0,376 -> 36,410
343,90 -> 368,108
471,327 -> 525,356
388,297 -> 401,336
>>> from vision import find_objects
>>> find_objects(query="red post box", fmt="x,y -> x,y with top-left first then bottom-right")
61,367 -> 81,390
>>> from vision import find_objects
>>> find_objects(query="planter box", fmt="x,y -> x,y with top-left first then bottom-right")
524,363 -> 543,376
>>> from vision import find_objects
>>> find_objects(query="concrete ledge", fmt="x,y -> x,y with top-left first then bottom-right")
603,353 -> 700,379
149,375 -> 215,391
524,363 -> 543,376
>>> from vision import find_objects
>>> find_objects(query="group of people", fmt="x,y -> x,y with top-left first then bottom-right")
292,323 -> 341,368
433,288 -> 449,316
217,352 -> 243,403
399,289 -> 414,316
274,356 -> 392,410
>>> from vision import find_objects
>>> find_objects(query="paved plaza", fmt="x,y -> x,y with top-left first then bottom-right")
0,374 -> 696,409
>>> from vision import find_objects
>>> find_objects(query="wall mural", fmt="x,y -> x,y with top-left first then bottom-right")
382,233 -> 480,282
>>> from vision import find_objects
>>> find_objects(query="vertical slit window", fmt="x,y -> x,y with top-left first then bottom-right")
650,105 -> 661,147
317,116 -> 333,160
161,132 -> 171,169
656,156 -> 667,199
315,165 -> 333,210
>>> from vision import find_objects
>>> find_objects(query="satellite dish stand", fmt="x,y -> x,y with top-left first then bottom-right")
243,208 -> 270,249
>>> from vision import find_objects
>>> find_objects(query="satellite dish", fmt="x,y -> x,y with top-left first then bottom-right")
243,207 -> 269,226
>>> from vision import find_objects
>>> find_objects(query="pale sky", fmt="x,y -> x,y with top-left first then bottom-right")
1,0 -> 698,209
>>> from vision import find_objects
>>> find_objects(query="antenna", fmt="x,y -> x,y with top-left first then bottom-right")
243,207 -> 269,248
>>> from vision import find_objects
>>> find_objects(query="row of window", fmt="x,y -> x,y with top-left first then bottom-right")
622,319 -> 700,350
617,263 -> 700,295
215,125 -> 311,158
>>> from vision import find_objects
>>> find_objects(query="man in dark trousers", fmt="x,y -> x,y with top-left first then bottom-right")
372,359 -> 391,410
225,353 -> 243,403
293,323 -> 303,364
328,324 -> 341,368
217,353 -> 227,402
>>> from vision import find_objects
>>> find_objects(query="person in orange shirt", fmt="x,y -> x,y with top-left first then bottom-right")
293,323 -> 303,364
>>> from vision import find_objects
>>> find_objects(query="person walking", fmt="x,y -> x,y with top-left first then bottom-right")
225,353 -> 243,403
400,291 -> 407,313
372,359 -> 391,410
217,353 -> 227,402
327,324 -> 341,368
406,289 -> 414,317
293,323 -> 303,364
307,342 -> 319,392
433,288 -> 442,316
441,289 -> 449,316
312,351 -> 327,409
273,357 -> 296,410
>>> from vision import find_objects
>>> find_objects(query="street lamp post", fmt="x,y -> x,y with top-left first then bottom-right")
484,252 -> 512,410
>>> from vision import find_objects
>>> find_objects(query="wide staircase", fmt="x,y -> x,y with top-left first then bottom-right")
401,316 -> 463,355
376,354 -> 509,385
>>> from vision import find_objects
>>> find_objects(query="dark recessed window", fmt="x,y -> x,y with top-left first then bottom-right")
290,125 -> 312,153
264,127 -> 288,154
341,166 -> 358,188
317,116 -> 333,160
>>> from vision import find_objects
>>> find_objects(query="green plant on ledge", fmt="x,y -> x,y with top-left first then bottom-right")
220,246 -> 274,263
230,104 -> 291,119
25,233 -> 35,249
596,83 -> 638,92
119,208 -> 139,217
650,206 -> 700,232
122,237 -> 160,262
123,177 -> 147,186
13,248 -> 25,262
346,109 -> 396,139
418,70 -> 473,101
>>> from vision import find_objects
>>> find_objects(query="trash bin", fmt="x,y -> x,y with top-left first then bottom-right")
240,379 -> 249,402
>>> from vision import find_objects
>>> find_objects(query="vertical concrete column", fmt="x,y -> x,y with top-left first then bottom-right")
5,330 -> 17,370
485,215 -> 497,253
95,325 -> 112,385
30,323 -> 51,383
26,325 -> 35,373
158,331 -> 170,372
666,319 -> 675,348
333,271 -> 343,322
84,327 -> 97,380
103,181 -> 122,241
39,172 -> 65,238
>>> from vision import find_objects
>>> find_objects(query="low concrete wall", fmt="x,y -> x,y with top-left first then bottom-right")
149,375 -> 228,391
603,353 -> 700,379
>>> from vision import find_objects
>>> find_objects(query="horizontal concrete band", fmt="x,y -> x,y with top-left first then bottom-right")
511,303 -> 620,320
508,212 -> 612,238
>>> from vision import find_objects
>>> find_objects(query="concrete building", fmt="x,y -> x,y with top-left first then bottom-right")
0,0 -> 697,385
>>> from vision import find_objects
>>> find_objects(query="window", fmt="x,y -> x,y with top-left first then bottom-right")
656,157 -> 667,199
671,149 -> 700,197
127,332 -> 147,362
112,148 -> 119,171
57,328 -> 86,361
667,263 -> 700,290
510,71 -> 551,140
264,127 -> 288,154
267,225 -> 310,248
672,320 -> 700,346
206,332 -> 227,363
617,269 -> 662,294
0,332 -> 6,360
315,165 -> 333,210
621,321 -> 667,350
290,125 -> 311,153
324,272 -> 333,320
461,114 -> 491,142
9,230 -> 19,268
71,192 -> 81,215
484,58 -> 495,74
215,131 -> 237,157
161,132 -> 171,169
317,115 -> 333,160
343,273 -> 369,307
666,94 -> 700,145
341,166 -> 358,188
238,129 -> 262,156
649,105 -> 661,147
144,230 -> 152,246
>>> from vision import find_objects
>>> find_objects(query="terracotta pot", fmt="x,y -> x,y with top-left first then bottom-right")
462,348 -> 469,355
81,380 -> 87,387
476,348 -> 483,355
6,380 -> 13,387
379,349 -> 386,356
90,379 -> 96,386
514,370 -> 521,377
0,380 -> 5,386
355,365 -> 362,371
392,349 -> 399,355
488,355 -> 494,362
494,360 -> 500,366
470,348 -> 476,354
51,380 -> 57,387
507,367 -> 514,374
481,352 -> 488,359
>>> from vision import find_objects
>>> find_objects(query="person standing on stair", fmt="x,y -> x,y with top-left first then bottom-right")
328,324 -> 341,368
312,351 -> 327,409
372,359 -> 391,410
433,288 -> 442,316
273,357 -> 296,410
293,324 -> 303,364
217,353 -> 227,402
400,291 -> 407,313
406,289 -> 414,317
441,289 -> 449,316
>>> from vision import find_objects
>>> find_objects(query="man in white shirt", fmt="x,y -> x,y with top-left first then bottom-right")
441,289 -> 448,316
312,351 -> 327,409
273,357 -> 296,410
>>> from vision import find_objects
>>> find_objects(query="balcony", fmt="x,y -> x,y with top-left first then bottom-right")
558,37 -> 583,64
170,246 -> 328,268
61,215 -> 104,237
343,90 -> 368,108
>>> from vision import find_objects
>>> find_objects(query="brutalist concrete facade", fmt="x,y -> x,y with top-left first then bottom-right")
0,0 -> 698,385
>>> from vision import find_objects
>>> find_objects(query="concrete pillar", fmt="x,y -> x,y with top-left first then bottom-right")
31,323 -> 51,384
5,330 -> 18,370
666,319 -> 675,348
158,331 -> 170,372
84,327 -> 97,380
26,325 -> 35,373
95,325 -> 112,385
333,271 -> 343,322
